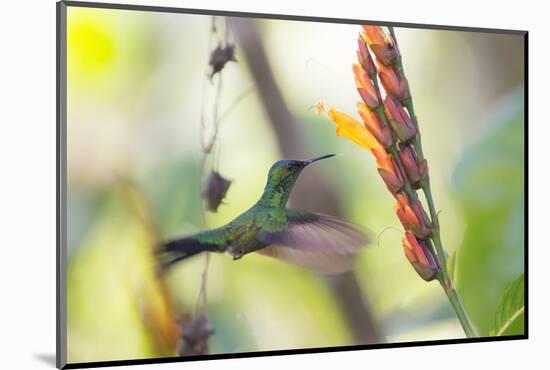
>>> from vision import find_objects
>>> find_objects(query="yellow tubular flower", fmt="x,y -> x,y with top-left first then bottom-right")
326,107 -> 384,152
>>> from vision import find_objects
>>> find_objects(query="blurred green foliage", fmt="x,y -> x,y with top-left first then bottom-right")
452,91 -> 525,336
490,273 -> 524,336
140,158 -> 203,237
67,192 -> 160,361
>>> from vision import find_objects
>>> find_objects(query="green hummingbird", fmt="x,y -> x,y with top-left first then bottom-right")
161,154 -> 369,273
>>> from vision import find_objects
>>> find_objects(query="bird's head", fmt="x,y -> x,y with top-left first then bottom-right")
268,154 -> 336,180
262,154 -> 336,206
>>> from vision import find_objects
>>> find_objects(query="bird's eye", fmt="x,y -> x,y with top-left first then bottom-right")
285,163 -> 294,170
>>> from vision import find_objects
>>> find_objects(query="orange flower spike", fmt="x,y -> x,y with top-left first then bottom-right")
357,102 -> 393,149
361,25 -> 398,65
402,230 -> 439,281
326,108 -> 383,151
378,63 -> 410,102
385,96 -> 417,142
352,64 -> 380,110
373,149 -> 405,194
357,34 -> 376,78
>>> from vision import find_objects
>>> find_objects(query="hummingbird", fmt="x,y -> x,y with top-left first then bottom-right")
161,154 -> 369,273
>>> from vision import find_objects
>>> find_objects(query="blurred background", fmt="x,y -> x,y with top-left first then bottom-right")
65,6 -> 525,363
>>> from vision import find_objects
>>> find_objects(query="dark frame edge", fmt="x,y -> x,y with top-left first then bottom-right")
57,1 -> 68,369
63,335 -> 527,369
523,32 -> 529,339
62,0 -> 527,35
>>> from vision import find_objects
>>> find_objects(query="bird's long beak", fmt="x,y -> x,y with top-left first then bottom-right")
304,153 -> 336,165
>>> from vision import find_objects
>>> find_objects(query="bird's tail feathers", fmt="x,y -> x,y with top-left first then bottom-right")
158,236 -> 221,270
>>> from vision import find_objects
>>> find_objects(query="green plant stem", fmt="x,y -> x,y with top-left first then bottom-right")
421,181 -> 439,227
424,183 -> 478,338
438,269 -> 478,338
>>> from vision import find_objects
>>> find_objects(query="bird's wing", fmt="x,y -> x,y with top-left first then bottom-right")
257,245 -> 357,273
256,209 -> 369,273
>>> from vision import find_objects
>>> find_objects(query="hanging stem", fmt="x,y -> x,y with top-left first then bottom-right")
196,15 -> 249,317
195,17 -> 224,317
196,70 -> 223,317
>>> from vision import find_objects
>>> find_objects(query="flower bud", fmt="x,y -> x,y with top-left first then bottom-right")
373,149 -> 405,194
395,193 -> 432,239
357,34 -> 376,78
402,230 -> 440,281
384,97 -> 417,143
361,26 -> 398,65
399,144 -> 429,188
378,64 -> 410,102
357,102 -> 393,149
353,64 -> 380,110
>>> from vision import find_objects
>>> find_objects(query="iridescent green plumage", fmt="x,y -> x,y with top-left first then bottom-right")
162,155 -> 369,273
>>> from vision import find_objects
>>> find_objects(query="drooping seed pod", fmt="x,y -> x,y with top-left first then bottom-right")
176,315 -> 215,356
202,170 -> 232,212
209,43 -> 237,79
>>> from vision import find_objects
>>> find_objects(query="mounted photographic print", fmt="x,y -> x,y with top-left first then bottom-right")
57,1 -> 527,368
